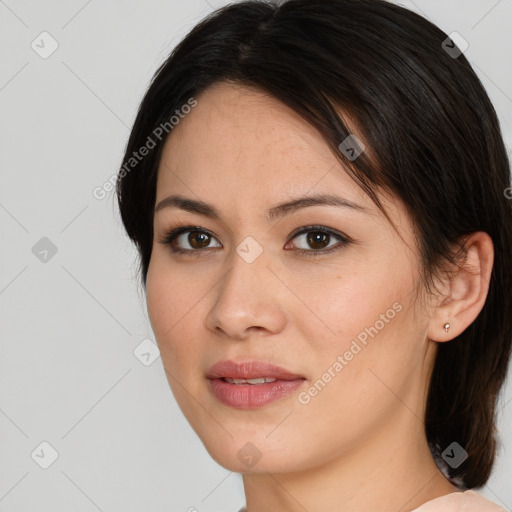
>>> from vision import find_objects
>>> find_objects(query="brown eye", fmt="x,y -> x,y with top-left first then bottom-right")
188,231 -> 211,249
306,231 -> 330,250
287,225 -> 351,257
291,229 -> 339,251
160,226 -> 222,254
160,224 -> 350,257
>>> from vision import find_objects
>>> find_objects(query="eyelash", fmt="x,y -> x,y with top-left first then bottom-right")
157,223 -> 352,258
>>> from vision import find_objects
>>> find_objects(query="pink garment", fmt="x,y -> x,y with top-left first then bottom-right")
237,490 -> 508,512
410,490 -> 507,512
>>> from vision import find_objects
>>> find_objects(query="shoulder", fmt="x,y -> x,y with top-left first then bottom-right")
411,490 -> 506,512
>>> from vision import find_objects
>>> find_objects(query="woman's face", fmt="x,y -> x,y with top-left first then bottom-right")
146,81 -> 437,473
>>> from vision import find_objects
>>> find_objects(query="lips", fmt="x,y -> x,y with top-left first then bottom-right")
207,360 -> 305,381
206,360 -> 306,409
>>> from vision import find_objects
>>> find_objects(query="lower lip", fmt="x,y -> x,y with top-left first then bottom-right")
208,378 -> 305,409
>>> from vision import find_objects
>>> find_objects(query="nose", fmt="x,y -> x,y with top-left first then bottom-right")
204,244 -> 288,340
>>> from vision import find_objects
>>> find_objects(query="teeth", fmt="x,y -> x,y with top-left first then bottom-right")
224,377 -> 277,384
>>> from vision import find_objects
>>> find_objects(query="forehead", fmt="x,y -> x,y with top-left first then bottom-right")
156,82 -> 367,202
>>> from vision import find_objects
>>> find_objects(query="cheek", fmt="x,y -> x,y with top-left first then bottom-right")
145,260 -> 202,359
298,260 -> 409,352
295,262 -> 420,413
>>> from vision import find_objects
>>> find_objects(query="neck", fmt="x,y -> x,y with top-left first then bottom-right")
241,406 -> 459,512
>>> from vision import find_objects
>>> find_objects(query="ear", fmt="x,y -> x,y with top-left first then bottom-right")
427,231 -> 494,342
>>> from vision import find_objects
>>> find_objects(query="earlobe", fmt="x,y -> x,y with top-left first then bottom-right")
427,231 -> 494,343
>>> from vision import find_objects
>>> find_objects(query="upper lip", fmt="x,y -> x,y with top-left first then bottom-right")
207,360 -> 305,380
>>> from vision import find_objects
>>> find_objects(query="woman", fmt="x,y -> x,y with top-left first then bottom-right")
115,0 -> 512,510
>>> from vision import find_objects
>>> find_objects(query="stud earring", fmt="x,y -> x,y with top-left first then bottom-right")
443,323 -> 450,332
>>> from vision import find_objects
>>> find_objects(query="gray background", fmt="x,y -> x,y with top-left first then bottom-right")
0,1 -> 511,511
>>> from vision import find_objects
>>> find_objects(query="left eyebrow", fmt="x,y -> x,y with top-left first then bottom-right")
266,193 -> 370,222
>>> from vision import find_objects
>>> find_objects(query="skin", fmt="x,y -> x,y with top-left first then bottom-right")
145,81 -> 494,512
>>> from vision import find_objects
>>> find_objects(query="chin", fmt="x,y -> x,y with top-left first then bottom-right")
193,430 -> 315,474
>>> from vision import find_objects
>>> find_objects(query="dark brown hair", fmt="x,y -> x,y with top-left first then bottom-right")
115,0 -> 512,489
